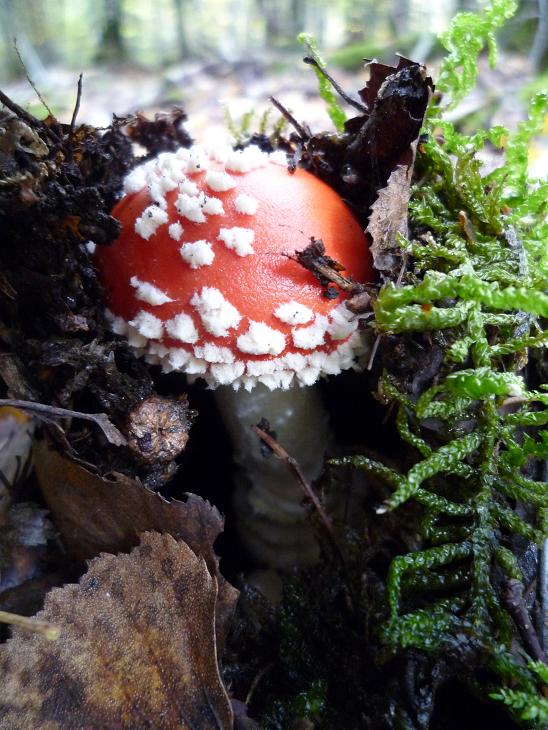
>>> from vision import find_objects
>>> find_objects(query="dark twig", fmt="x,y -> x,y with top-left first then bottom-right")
0,89 -> 59,144
252,424 -> 348,556
0,88 -> 43,131
13,38 -> 55,119
303,56 -> 368,114
502,578 -> 546,663
269,96 -> 308,141
0,399 -> 127,447
252,424 -> 355,611
290,238 -> 365,296
68,73 -> 83,148
245,661 -> 274,705
367,334 -> 382,371
368,253 -> 408,371
288,253 -> 363,294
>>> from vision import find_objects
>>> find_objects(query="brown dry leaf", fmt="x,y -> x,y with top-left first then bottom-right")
0,532 -> 233,729
33,439 -> 238,653
366,156 -> 414,276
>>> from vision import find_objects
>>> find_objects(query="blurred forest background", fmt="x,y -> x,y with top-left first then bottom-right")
0,0 -> 547,150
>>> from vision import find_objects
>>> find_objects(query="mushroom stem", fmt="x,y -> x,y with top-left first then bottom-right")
214,382 -> 330,569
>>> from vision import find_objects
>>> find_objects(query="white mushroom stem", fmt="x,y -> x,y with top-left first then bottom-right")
214,382 -> 331,570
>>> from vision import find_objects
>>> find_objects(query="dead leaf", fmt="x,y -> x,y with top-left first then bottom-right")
0,532 -> 234,729
296,57 -> 433,225
33,439 -> 238,653
366,158 -> 414,275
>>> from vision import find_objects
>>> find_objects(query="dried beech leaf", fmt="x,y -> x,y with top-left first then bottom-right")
366,158 -> 414,275
33,439 -> 238,652
0,532 -> 233,729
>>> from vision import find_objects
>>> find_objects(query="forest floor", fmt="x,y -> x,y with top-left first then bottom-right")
2,50 -> 547,175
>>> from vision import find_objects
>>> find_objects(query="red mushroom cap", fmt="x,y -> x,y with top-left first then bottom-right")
94,144 -> 373,390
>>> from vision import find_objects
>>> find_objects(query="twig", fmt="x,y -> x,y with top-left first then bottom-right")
0,609 -> 60,640
68,73 -> 83,148
252,423 -> 349,557
0,88 -> 59,144
502,578 -> 546,663
269,96 -> 308,141
303,56 -> 368,114
253,424 -> 334,535
367,334 -> 382,371
13,37 -> 55,119
245,661 -> 274,705
289,253 -> 362,295
0,399 -> 127,447
368,253 -> 408,371
0,88 -> 43,130
253,424 -> 356,612
290,238 -> 365,296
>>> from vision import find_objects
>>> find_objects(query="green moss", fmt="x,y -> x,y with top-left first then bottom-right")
327,0 -> 547,724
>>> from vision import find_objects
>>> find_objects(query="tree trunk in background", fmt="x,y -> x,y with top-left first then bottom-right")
0,0 -> 23,77
530,0 -> 548,69
0,0 -> 52,81
388,0 -> 410,38
95,0 -> 126,64
344,0 -> 379,45
172,0 -> 191,60
290,0 -> 306,39
256,0 -> 283,43
456,0 -> 479,10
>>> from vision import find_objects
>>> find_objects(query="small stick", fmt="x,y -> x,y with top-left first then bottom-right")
287,253 -> 362,294
0,609 -> 60,640
0,88 -> 59,144
303,56 -> 368,113
0,399 -> 127,447
252,424 -> 349,562
245,660 -> 274,705
0,88 -> 43,130
68,73 -> 83,147
502,578 -> 546,663
13,38 -> 55,119
253,425 -> 355,612
269,96 -> 308,141
368,252 -> 408,371
367,334 -> 382,371
252,424 -> 334,537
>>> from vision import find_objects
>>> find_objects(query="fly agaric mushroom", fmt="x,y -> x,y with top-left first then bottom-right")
94,143 -> 372,569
